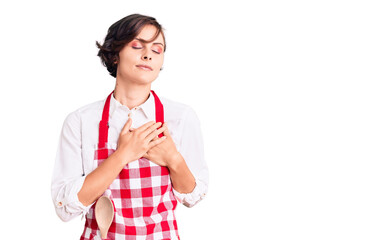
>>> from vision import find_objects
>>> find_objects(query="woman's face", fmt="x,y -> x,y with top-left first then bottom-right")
116,25 -> 165,84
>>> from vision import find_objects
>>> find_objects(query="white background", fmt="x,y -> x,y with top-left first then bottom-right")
0,0 -> 390,239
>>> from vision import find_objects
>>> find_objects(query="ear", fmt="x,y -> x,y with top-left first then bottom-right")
114,55 -> 119,64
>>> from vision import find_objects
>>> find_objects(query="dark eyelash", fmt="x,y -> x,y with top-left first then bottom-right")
132,46 -> 161,54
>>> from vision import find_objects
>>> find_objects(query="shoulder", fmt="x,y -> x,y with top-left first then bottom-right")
159,95 -> 200,124
63,98 -> 105,126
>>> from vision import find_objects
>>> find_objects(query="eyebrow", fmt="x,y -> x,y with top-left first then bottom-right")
135,38 -> 164,47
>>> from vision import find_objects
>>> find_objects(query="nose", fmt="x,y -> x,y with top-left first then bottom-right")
142,51 -> 152,61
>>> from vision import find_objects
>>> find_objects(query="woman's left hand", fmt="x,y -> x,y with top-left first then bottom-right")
142,123 -> 181,167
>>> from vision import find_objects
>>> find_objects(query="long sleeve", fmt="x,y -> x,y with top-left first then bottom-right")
51,111 -> 91,222
172,106 -> 209,207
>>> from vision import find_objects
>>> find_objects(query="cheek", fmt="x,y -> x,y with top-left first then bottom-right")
117,56 -> 137,75
154,55 -> 164,68
119,48 -> 139,62
119,53 -> 137,68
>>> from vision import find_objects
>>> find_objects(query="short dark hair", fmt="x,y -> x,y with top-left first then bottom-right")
96,14 -> 166,78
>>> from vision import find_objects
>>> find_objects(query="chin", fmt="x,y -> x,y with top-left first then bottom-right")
119,71 -> 158,85
134,75 -> 158,85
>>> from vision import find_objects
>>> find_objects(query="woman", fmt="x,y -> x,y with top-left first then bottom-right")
51,14 -> 208,240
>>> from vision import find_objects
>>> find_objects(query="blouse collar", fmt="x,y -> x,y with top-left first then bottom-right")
109,91 -> 155,120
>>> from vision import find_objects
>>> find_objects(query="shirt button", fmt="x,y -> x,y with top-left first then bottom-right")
57,202 -> 63,207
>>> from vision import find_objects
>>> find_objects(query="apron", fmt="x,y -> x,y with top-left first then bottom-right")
80,90 -> 179,240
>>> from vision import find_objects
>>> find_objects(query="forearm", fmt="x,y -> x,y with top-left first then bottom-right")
169,153 -> 196,193
77,150 -> 127,206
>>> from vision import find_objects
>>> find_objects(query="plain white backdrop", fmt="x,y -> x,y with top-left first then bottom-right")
0,0 -> 390,239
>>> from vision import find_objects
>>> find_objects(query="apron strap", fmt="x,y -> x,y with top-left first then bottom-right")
151,90 -> 165,138
98,90 -> 114,149
98,90 -> 164,148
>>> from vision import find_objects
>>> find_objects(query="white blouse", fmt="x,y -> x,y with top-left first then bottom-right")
51,91 -> 209,222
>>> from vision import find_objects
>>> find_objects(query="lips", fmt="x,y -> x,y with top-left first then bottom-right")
136,64 -> 153,71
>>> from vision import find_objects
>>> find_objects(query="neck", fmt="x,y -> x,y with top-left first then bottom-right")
113,79 -> 151,110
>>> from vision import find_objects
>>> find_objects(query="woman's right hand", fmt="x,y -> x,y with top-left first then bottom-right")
116,117 -> 167,165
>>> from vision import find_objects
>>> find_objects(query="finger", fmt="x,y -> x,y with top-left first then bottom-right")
148,135 -> 167,148
150,134 -> 158,141
120,117 -> 133,135
136,121 -> 156,133
162,123 -> 170,137
145,125 -> 167,142
141,122 -> 163,139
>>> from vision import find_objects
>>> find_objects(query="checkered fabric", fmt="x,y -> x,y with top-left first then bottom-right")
80,90 -> 179,240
